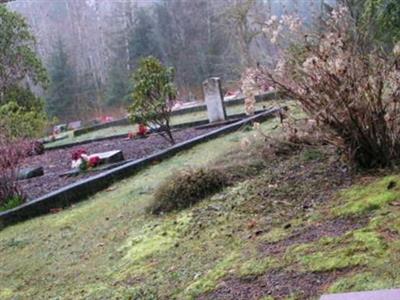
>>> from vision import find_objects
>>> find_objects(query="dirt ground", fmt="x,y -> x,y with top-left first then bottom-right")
19,126 -> 218,200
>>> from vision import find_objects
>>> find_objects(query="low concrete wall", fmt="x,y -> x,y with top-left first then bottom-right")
0,108 -> 281,228
72,91 -> 280,137
46,109 -> 269,150
73,118 -> 130,136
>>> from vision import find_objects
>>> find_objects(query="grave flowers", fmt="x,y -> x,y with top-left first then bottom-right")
71,148 -> 87,170
71,148 -> 101,170
88,156 -> 101,168
138,123 -> 149,137
71,148 -> 87,161
127,123 -> 150,139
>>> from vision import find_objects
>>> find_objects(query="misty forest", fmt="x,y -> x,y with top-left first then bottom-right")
5,0 -> 329,122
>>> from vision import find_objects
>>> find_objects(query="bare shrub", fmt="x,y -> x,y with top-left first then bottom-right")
259,6 -> 400,168
241,67 -> 273,115
0,135 -> 29,210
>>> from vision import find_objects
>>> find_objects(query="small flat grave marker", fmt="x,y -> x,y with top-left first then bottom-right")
59,158 -> 127,178
60,151 -> 124,177
68,121 -> 82,130
18,167 -> 44,180
90,150 -> 124,165
321,289 -> 400,300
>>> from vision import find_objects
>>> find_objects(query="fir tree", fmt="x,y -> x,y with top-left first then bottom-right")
106,6 -> 162,107
46,38 -> 76,119
129,8 -> 161,68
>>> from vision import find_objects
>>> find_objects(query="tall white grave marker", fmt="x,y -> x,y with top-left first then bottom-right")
203,77 -> 227,123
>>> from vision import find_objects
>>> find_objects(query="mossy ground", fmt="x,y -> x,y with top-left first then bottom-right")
2,105 -> 400,299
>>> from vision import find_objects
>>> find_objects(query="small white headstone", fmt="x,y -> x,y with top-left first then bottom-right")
68,121 -> 82,130
90,150 -> 124,164
203,77 -> 227,123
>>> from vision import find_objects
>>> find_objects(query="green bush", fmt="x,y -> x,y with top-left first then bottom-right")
129,56 -> 177,144
0,195 -> 24,212
0,101 -> 47,139
149,168 -> 228,214
2,85 -> 45,112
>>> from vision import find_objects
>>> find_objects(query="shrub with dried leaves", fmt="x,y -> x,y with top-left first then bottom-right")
0,135 -> 29,210
241,67 -> 273,115
260,6 -> 400,168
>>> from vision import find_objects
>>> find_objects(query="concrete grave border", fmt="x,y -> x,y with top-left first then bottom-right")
0,108 -> 281,228
45,109 -> 270,150
72,91 -> 281,136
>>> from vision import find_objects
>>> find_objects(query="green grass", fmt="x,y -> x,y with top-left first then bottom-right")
45,99 -> 282,148
332,175 -> 400,216
288,230 -> 387,272
238,256 -> 278,277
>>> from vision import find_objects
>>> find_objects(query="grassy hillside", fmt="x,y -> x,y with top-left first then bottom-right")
1,115 -> 400,299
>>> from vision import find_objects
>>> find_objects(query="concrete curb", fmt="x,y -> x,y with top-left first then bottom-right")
73,118 -> 130,136
0,108 -> 280,228
72,91 -> 280,136
45,109 -> 269,150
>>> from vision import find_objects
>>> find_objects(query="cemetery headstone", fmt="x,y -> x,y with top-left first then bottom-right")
17,167 -> 44,180
203,77 -> 227,123
68,121 -> 82,130
90,150 -> 124,165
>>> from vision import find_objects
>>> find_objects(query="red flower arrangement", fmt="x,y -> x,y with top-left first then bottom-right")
127,124 -> 150,140
137,123 -> 149,137
88,156 -> 101,168
71,148 -> 100,170
71,148 -> 87,161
